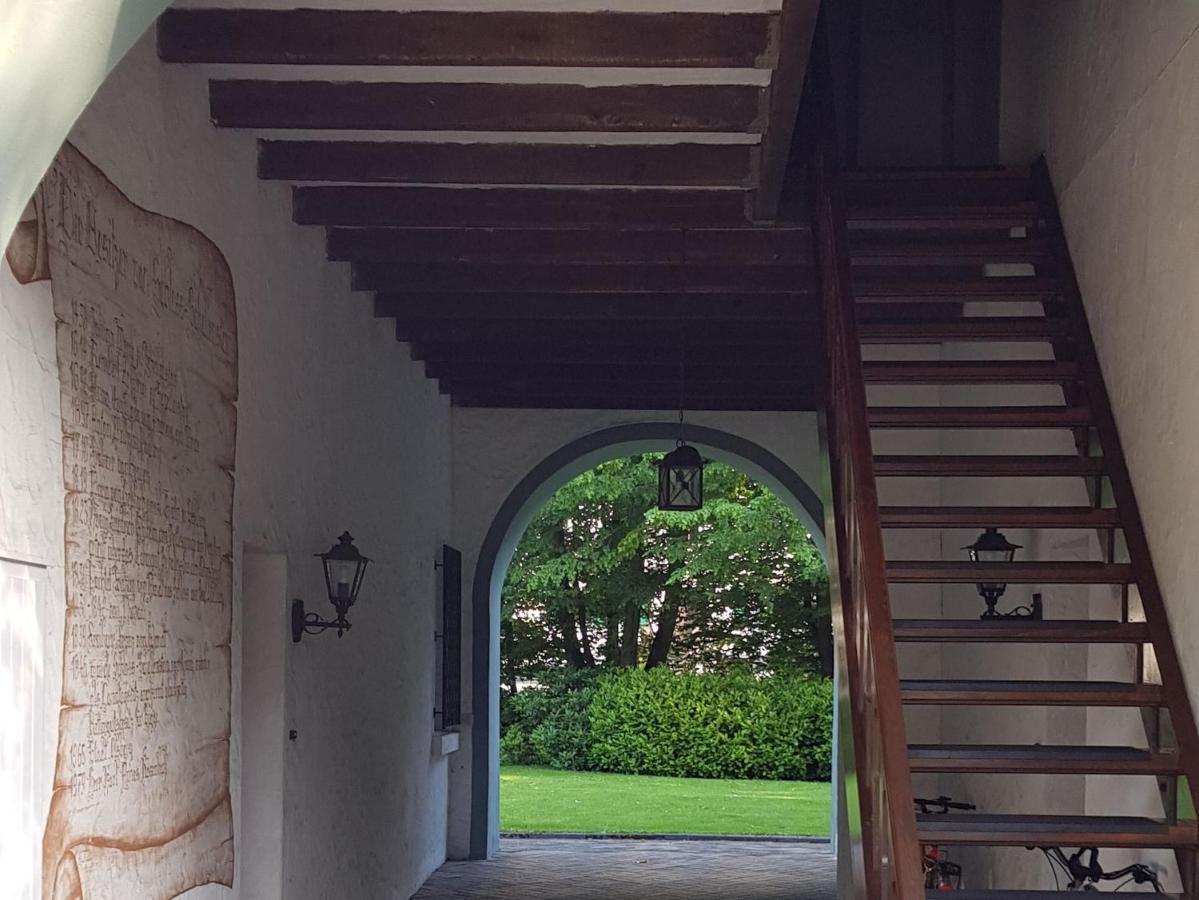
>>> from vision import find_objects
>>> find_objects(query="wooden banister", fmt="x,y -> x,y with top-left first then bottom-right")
805,20 -> 924,900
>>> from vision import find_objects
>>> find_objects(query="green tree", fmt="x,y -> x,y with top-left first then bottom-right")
501,455 -> 829,687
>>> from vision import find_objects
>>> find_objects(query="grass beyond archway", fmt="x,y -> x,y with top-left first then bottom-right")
502,767 -> 831,837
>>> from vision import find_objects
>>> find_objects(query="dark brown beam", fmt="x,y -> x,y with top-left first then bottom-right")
399,318 -> 821,347
259,141 -> 754,187
410,339 -> 821,367
353,262 -> 814,293
429,361 -> 816,384
160,9 -> 779,68
753,0 -> 820,219
375,292 -> 817,322
210,81 -> 764,133
449,389 -> 817,411
327,227 -> 810,265
294,187 -> 751,227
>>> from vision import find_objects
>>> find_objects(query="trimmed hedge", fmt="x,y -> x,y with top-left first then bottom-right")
500,668 -> 599,771
500,668 -> 831,782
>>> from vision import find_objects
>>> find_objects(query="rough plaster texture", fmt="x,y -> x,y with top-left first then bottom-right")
0,258 -> 66,900
1,32 -> 454,900
1001,2 -> 1199,863
446,408 -> 827,858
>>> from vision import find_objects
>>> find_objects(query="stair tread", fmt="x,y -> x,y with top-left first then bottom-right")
869,406 -> 1091,428
909,743 -> 1178,766
915,813 -> 1197,848
943,895 -> 1178,900
911,743 -> 1175,776
874,454 -> 1104,476
902,679 -> 1162,707
879,505 -> 1120,528
862,361 -> 1077,384
855,276 -> 1057,297
858,318 -> 1067,342
851,242 -> 1050,265
887,561 -> 1134,583
847,203 -> 1040,223
842,167 -> 1032,183
893,619 -> 1148,643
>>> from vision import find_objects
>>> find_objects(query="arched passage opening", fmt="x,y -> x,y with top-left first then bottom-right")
468,422 -> 833,859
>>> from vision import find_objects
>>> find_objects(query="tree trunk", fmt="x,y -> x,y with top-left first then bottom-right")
577,601 -> 596,667
618,602 -> 640,667
555,606 -> 588,669
604,612 -> 621,663
645,590 -> 680,670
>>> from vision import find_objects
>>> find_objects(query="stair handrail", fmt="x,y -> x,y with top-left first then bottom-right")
803,21 -> 924,900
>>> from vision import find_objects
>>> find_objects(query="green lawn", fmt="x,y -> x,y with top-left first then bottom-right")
500,766 -> 831,837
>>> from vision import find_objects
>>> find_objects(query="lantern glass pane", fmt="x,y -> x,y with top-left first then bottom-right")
327,558 -> 357,600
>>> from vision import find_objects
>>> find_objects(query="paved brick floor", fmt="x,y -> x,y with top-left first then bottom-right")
413,837 -> 836,900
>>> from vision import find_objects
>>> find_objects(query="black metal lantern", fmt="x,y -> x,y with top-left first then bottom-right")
657,442 -> 705,511
292,532 -> 371,642
963,527 -> 1021,619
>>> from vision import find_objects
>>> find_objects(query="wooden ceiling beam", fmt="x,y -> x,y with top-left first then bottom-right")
210,81 -> 764,133
160,9 -> 779,68
753,0 -> 821,219
327,226 -> 809,265
427,360 -> 815,383
409,339 -> 819,366
374,292 -> 816,323
259,140 -> 754,187
448,389 -> 817,412
395,318 -> 818,346
352,262 -> 814,293
294,186 -> 751,227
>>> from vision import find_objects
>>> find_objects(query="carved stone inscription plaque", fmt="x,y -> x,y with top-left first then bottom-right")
21,144 -> 237,899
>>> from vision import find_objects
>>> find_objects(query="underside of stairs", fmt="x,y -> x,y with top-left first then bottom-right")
815,159 -> 1199,896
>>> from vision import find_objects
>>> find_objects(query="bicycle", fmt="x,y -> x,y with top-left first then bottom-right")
1035,846 -> 1165,892
915,796 -> 977,890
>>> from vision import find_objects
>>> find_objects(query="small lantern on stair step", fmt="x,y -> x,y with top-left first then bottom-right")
963,527 -> 1021,619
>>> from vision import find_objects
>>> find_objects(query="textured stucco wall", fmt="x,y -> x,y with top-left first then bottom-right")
0,31 -> 453,900
1001,0 -> 1199,744
446,408 -> 826,857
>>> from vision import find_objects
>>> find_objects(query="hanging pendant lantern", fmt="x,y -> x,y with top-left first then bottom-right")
657,442 -> 705,511
656,233 -> 704,511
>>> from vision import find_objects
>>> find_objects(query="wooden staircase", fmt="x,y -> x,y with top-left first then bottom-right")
819,161 -> 1199,896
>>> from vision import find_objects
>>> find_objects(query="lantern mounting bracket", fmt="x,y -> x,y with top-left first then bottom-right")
291,599 -> 353,642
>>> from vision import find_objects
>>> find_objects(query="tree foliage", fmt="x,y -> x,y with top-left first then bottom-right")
501,455 -> 830,687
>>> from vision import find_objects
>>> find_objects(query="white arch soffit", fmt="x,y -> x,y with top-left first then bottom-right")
0,0 -> 175,248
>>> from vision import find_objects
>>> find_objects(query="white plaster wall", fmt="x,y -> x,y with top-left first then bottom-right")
446,407 -> 826,856
1000,0 -> 1199,718
0,235 -> 67,900
1,30 -> 454,900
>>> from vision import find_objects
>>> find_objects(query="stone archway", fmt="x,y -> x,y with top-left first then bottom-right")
468,422 -> 830,858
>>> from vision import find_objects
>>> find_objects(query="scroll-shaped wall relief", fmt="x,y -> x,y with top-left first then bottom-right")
24,143 -> 236,900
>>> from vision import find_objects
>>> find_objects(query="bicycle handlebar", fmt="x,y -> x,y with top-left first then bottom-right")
913,795 -> 977,814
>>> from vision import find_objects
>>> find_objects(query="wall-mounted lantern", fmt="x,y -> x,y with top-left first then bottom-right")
292,532 -> 371,642
963,527 -> 1021,619
657,442 -> 705,511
